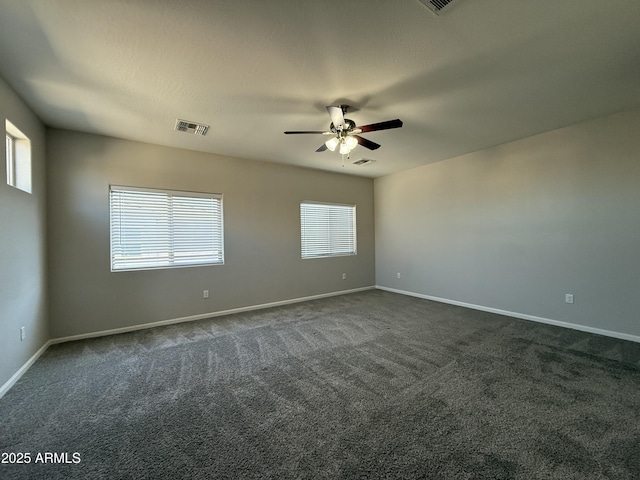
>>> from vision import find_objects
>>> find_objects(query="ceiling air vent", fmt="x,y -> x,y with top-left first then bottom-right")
175,119 -> 209,136
353,158 -> 375,166
418,0 -> 455,15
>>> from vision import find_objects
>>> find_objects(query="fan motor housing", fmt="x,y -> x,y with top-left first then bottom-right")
330,119 -> 356,134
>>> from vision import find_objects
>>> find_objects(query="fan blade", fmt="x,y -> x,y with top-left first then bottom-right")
326,106 -> 345,129
315,144 -> 328,152
357,119 -> 403,133
284,130 -> 327,134
355,135 -> 381,150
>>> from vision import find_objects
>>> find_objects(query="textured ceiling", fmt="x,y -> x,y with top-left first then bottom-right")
0,0 -> 639,177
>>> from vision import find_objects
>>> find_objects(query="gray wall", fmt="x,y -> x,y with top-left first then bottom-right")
375,108 -> 640,339
47,129 -> 375,338
0,77 -> 48,388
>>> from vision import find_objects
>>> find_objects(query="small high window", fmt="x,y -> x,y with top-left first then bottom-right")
5,119 -> 32,193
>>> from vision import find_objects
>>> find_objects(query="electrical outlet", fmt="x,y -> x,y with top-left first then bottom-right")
396,272 -> 401,279
203,289 -> 209,299
565,293 -> 574,304
20,326 -> 25,341
342,273 -> 347,280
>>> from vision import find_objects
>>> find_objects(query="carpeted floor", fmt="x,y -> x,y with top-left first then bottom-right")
1,290 -> 639,479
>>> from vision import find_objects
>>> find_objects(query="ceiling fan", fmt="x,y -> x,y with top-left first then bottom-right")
284,105 -> 403,158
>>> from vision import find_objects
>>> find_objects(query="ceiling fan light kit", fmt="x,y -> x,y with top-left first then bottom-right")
284,105 -> 403,166
328,135 -> 358,155
325,136 -> 339,151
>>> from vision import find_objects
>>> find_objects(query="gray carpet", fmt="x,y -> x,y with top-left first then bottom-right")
1,290 -> 639,479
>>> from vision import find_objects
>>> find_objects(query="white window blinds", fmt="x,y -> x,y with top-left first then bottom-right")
110,186 -> 223,271
300,202 -> 356,259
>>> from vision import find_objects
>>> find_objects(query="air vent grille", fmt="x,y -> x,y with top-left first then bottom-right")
419,0 -> 454,15
175,119 -> 209,136
353,158 -> 374,166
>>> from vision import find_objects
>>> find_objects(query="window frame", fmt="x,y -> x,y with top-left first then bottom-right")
300,201 -> 357,259
5,119 -> 31,193
109,185 -> 224,272
5,132 -> 15,186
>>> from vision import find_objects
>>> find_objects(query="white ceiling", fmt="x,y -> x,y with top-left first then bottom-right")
1,0 -> 639,178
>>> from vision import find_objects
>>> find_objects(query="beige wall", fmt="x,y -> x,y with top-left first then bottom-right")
0,77 -> 48,388
375,108 -> 640,339
46,129 -> 375,338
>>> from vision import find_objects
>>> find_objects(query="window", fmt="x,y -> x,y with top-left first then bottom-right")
5,133 -> 13,185
300,202 -> 356,259
110,186 -> 224,271
5,119 -> 31,193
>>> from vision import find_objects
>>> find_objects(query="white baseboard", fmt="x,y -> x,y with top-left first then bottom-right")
50,286 -> 377,345
376,285 -> 640,344
0,340 -> 52,398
